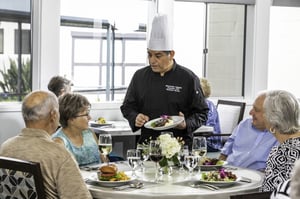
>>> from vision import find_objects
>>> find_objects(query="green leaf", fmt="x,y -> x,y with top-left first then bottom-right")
159,156 -> 168,167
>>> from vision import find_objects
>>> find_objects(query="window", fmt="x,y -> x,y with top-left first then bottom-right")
0,1 -> 32,102
60,1 -> 247,102
174,2 -> 246,97
60,0 -> 148,102
0,29 -> 3,54
268,6 -> 300,97
205,4 -> 246,97
14,29 -> 31,54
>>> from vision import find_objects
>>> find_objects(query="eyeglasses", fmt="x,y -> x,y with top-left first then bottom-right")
75,111 -> 90,118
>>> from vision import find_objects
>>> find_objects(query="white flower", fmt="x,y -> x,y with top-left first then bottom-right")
158,134 -> 181,159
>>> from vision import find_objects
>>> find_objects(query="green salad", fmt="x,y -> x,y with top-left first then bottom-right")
201,169 -> 237,182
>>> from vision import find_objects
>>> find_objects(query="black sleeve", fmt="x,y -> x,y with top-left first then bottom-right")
120,73 -> 140,132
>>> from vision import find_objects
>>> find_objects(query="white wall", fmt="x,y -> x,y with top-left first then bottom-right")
32,0 -> 60,91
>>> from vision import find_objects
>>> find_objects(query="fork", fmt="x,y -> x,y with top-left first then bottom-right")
113,182 -> 144,191
191,183 -> 220,191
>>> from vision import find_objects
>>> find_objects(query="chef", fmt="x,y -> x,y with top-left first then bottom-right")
120,13 -> 208,149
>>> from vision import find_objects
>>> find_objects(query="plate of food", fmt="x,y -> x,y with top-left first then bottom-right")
199,168 -> 240,187
144,115 -> 184,131
85,164 -> 135,187
89,117 -> 113,127
199,157 -> 227,171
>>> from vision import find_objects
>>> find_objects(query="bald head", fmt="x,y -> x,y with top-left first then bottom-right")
22,90 -> 59,126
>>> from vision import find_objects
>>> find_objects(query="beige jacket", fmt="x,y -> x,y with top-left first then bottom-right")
0,128 -> 92,199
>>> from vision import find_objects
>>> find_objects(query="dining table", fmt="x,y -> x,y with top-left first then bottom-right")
81,160 -> 264,199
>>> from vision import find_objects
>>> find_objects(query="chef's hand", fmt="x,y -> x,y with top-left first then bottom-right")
175,112 -> 186,130
135,113 -> 149,127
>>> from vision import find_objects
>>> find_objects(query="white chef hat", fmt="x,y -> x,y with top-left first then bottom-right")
148,14 -> 173,51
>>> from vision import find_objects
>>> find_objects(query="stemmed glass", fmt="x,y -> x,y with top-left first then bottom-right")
127,149 -> 141,178
98,134 -> 112,164
192,136 -> 207,173
137,144 -> 149,172
149,140 -> 163,182
184,155 -> 198,178
178,145 -> 189,171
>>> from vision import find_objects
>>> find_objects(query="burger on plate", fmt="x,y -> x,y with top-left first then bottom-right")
98,164 -> 118,181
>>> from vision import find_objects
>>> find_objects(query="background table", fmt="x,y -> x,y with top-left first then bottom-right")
81,161 -> 264,199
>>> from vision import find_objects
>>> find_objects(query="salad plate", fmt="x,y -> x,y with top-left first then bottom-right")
144,116 -> 184,131
199,170 -> 239,187
198,178 -> 241,187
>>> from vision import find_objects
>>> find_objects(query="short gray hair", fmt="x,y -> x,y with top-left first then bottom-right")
22,90 -> 58,122
263,90 -> 300,134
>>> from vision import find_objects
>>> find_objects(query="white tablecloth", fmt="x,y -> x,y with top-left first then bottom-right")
81,161 -> 264,199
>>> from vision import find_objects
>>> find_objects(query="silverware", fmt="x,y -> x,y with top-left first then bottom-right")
190,183 -> 220,191
239,177 -> 252,183
223,166 -> 238,170
113,182 -> 144,191
80,166 -> 99,171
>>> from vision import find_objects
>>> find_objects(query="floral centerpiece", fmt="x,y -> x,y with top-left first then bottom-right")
157,133 -> 184,172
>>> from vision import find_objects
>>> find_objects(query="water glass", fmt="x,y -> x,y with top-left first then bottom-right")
178,145 -> 189,171
184,155 -> 198,177
127,149 -> 141,177
137,144 -> 149,172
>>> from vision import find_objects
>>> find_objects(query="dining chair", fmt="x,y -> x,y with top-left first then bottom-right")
194,100 -> 246,146
216,99 -> 246,144
230,191 -> 272,199
0,156 -> 46,199
217,99 -> 246,135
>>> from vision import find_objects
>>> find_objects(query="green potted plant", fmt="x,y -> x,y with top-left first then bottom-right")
0,58 -> 31,101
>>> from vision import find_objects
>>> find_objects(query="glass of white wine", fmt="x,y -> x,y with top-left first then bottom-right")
98,134 -> 112,164
192,136 -> 207,173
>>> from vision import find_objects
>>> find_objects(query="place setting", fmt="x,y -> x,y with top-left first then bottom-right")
83,133 -> 256,196
84,136 -> 157,190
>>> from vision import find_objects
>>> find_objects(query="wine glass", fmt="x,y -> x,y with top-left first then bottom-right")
149,140 -> 163,182
192,136 -> 207,172
98,134 -> 112,164
127,149 -> 141,177
178,145 -> 189,171
184,155 -> 198,178
137,144 -> 149,172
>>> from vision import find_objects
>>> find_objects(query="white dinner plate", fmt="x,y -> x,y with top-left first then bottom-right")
89,121 -> 113,128
86,171 -> 135,187
198,177 -> 241,187
144,116 -> 184,131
